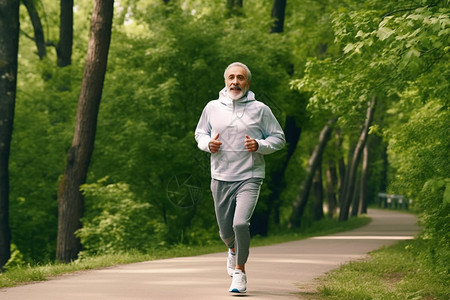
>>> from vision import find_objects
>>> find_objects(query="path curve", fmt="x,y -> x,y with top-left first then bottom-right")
0,209 -> 419,300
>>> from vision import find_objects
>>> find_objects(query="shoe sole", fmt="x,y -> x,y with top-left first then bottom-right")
229,288 -> 246,293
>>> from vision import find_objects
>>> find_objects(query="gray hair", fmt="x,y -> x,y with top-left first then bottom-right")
224,62 -> 252,81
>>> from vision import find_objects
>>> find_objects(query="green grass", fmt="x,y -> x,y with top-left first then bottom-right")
308,238 -> 450,299
0,215 -> 370,289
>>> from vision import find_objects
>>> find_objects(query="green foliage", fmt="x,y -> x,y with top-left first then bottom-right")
10,0 -> 448,266
290,0 -> 449,267
77,179 -> 162,255
388,102 -> 449,196
88,0 -> 292,247
11,0 -> 294,262
11,0 -> 92,263
387,100 -> 449,265
11,60 -> 82,262
3,244 -> 26,270
293,0 -> 449,120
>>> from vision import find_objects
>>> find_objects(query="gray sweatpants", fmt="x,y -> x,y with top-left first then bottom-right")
211,177 -> 263,266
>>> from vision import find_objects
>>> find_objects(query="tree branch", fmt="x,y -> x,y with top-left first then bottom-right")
381,0 -> 443,19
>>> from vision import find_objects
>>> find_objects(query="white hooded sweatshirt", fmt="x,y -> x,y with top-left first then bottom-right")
195,88 -> 286,181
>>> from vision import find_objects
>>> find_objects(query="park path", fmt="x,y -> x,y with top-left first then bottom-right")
0,209 -> 419,300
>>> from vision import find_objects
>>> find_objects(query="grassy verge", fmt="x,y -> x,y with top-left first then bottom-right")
306,238 -> 449,299
0,215 -> 370,289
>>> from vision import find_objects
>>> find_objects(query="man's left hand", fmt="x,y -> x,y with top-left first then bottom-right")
244,135 -> 259,152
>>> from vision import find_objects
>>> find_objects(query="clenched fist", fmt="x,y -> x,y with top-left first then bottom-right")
209,133 -> 222,153
244,135 -> 258,152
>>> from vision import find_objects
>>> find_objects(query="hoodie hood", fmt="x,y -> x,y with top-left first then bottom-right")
218,87 -> 256,107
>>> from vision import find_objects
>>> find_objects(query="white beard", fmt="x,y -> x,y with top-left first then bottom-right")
227,86 -> 248,100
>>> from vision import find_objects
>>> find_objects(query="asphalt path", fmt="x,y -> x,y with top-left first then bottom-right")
0,209 -> 419,300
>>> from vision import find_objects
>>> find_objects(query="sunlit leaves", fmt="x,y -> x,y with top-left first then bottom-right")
377,26 -> 394,41
387,98 -> 449,248
293,1 -> 449,122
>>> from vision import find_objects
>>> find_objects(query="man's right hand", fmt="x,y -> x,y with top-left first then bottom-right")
209,133 -> 222,153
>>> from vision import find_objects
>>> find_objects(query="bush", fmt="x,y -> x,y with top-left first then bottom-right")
77,178 -> 165,255
387,100 -> 449,271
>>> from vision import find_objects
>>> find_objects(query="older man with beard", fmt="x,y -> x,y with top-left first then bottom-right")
195,62 -> 285,293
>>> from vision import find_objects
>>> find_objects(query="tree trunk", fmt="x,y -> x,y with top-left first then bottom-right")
271,115 -> 301,225
326,159 -> 337,218
270,0 -> 287,33
0,0 -> 20,269
56,0 -> 114,262
250,0 -> 293,235
350,169 -> 361,217
335,129 -> 346,193
359,140 -> 369,214
339,97 -> 376,221
340,141 -> 355,202
22,0 -> 46,59
251,114 -> 301,236
57,0 -> 73,67
267,0 -> 290,225
289,119 -> 336,228
313,167 -> 324,221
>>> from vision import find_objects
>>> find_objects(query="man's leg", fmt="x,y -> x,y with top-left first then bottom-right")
211,179 -> 236,249
228,178 -> 262,293
233,178 -> 263,272
211,179 -> 239,276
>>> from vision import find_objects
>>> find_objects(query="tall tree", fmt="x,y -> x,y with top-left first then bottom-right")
270,0 -> 286,33
57,0 -> 73,67
289,119 -> 335,228
267,112 -> 302,225
254,111 -> 302,235
251,0 -> 303,235
325,159 -> 338,218
56,0 -> 114,262
339,97 -> 376,221
335,129 -> 346,197
22,0 -> 46,59
263,0 -> 302,229
0,0 -> 20,269
358,140 -> 370,215
312,167 -> 324,220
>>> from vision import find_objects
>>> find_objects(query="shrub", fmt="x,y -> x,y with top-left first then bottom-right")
77,178 -> 165,255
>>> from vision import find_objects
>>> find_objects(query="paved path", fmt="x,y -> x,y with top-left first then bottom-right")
0,209 -> 419,300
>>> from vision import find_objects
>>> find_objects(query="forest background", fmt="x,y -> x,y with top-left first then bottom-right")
0,0 -> 448,276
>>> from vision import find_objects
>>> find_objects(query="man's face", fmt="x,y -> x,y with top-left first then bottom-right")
225,66 -> 250,100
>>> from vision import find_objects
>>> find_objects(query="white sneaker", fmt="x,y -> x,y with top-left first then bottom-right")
229,269 -> 247,293
227,249 -> 236,277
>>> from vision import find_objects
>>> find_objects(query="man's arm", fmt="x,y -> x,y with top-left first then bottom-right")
255,107 -> 286,155
195,104 -> 222,153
